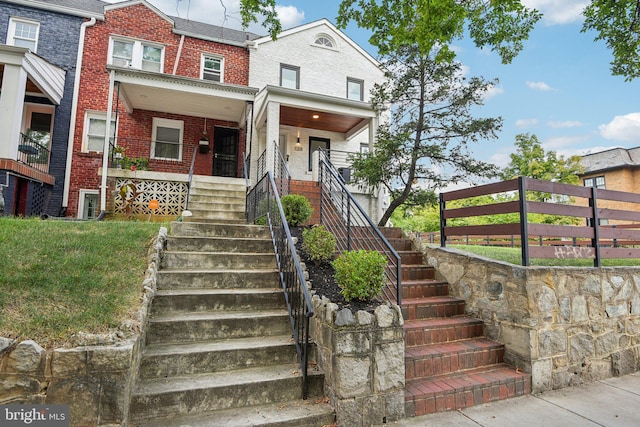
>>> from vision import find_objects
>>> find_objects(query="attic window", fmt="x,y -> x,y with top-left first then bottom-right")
314,35 -> 335,49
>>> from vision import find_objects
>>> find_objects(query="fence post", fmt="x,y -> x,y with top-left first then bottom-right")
439,193 -> 446,247
591,187 -> 601,267
518,177 -> 530,266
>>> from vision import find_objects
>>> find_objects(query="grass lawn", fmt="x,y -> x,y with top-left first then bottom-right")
450,244 -> 640,267
0,217 -> 162,348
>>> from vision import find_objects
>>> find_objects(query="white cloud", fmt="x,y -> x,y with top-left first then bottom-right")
526,81 -> 554,91
515,118 -> 538,128
599,113 -> 640,143
276,5 -> 305,28
542,134 -> 591,152
521,0 -> 589,25
547,120 -> 584,129
482,84 -> 504,100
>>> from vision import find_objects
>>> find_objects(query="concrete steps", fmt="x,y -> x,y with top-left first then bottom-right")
184,176 -> 247,223
379,227 -> 531,417
129,220 -> 333,426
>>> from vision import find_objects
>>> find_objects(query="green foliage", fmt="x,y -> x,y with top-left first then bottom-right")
337,0 -> 541,61
239,0 -> 281,40
332,250 -> 387,302
350,46 -> 501,226
121,156 -> 149,171
500,133 -> 584,185
281,194 -> 312,226
302,225 -> 337,263
582,0 -> 640,81
500,133 -> 584,206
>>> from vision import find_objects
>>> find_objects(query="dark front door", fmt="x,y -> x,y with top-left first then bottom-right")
14,178 -> 28,216
212,127 -> 239,177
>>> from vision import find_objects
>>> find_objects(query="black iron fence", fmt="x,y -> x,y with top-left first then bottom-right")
317,149 -> 402,306
17,132 -> 50,173
245,145 -> 314,399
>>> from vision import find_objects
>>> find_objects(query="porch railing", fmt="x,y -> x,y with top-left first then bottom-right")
245,144 -> 313,399
17,133 -> 50,174
440,176 -> 640,266
317,149 -> 402,306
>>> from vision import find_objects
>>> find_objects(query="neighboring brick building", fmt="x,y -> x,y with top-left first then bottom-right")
579,146 -> 640,222
66,0 -> 257,218
0,0 -> 103,216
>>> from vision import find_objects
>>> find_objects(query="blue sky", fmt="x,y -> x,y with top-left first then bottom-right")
145,0 -> 640,168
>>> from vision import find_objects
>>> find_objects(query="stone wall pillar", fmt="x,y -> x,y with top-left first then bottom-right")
311,295 -> 406,427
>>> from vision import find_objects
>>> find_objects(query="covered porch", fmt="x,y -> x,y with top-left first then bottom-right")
0,45 -> 65,215
249,85 -> 388,222
95,67 -> 257,217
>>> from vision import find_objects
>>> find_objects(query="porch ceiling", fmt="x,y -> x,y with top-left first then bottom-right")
110,66 -> 258,123
257,85 -> 376,135
0,46 -> 65,104
280,105 -> 365,134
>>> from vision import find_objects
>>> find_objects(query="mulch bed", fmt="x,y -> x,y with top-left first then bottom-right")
291,226 -> 380,314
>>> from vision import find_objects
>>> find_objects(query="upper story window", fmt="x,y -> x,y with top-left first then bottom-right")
314,35 -> 335,49
152,118 -> 183,161
109,37 -> 163,73
280,64 -> 300,89
83,111 -> 116,153
347,77 -> 364,101
201,54 -> 223,82
584,176 -> 606,189
7,17 -> 39,51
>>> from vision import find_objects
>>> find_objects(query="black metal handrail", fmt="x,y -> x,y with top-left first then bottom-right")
317,149 -> 402,306
17,132 -> 50,173
184,147 -> 198,211
245,171 -> 315,399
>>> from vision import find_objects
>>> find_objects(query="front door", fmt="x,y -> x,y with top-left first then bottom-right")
212,127 -> 238,177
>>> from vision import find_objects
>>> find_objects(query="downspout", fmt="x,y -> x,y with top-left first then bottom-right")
98,70 -> 116,219
62,17 -> 96,216
172,34 -> 185,75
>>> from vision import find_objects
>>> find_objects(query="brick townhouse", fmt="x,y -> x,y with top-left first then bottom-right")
66,0 -> 256,218
0,0 -> 103,216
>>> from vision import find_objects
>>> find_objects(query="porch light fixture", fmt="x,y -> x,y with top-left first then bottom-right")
199,117 -> 210,154
312,114 -> 320,119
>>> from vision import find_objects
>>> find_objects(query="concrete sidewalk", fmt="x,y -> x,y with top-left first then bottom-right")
384,372 -> 640,426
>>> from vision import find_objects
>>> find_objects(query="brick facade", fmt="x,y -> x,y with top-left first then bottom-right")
0,2 -> 85,216
67,2 -> 250,217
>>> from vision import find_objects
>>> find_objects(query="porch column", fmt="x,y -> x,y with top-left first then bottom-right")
265,101 -> 280,177
0,64 -> 27,160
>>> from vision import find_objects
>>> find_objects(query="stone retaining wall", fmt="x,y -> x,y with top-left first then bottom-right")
420,243 -> 640,393
0,227 -> 167,426
310,296 -> 406,427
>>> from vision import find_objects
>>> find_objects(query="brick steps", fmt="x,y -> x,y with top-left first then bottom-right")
379,227 -> 531,417
404,364 -> 531,415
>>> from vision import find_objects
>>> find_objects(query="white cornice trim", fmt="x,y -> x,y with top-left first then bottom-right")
3,0 -> 104,20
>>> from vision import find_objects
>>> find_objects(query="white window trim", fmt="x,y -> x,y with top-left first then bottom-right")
200,53 -> 224,82
7,17 -> 40,52
108,36 -> 164,72
78,189 -> 100,219
311,33 -> 337,51
82,111 -> 116,153
347,77 -> 364,101
151,117 -> 183,161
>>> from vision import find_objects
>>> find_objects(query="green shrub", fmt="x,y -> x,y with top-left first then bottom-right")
302,225 -> 336,263
281,194 -> 312,226
332,250 -> 387,302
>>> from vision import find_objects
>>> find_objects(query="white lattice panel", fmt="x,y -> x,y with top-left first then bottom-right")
114,178 -> 188,216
